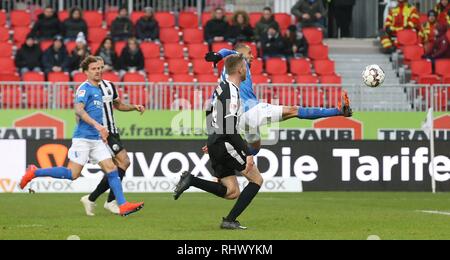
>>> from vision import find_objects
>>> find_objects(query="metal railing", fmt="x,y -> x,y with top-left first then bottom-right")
1,82 -> 449,112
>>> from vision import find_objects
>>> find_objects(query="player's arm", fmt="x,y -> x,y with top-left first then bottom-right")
205,49 -> 238,65
113,98 -> 145,114
74,102 -> 109,142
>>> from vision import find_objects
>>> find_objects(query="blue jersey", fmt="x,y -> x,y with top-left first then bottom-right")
219,49 -> 259,112
73,81 -> 104,140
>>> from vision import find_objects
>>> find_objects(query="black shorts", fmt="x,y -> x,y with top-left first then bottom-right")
107,133 -> 125,156
208,141 -> 247,179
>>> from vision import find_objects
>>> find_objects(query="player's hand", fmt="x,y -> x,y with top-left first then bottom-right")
205,52 -> 223,67
134,105 -> 145,115
96,125 -> 109,143
202,145 -> 209,154
244,156 -> 254,175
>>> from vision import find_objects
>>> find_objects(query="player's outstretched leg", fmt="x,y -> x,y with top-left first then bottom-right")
20,165 -> 73,189
174,171 -> 228,200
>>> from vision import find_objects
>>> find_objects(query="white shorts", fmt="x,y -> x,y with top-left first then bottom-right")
68,138 -> 112,166
238,103 -> 284,143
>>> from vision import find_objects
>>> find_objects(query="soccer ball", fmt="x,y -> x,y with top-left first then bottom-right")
362,64 -> 385,88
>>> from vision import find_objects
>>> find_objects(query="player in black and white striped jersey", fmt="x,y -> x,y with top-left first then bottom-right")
80,57 -> 145,216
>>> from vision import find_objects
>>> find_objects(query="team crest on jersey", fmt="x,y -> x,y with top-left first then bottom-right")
77,90 -> 86,97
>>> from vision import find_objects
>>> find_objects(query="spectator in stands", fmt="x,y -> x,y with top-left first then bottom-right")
15,35 -> 43,75
380,0 -> 420,54
136,7 -> 160,42
291,0 -> 327,30
331,0 -> 356,38
66,32 -> 90,75
118,38 -> 145,77
254,7 -> 280,42
434,0 -> 450,27
30,6 -> 62,40
95,37 -> 119,72
261,24 -> 286,59
62,7 -> 88,41
283,25 -> 308,58
111,7 -> 134,41
423,24 -> 450,62
419,10 -> 439,54
228,11 -> 254,44
42,35 -> 69,74
204,7 -> 229,45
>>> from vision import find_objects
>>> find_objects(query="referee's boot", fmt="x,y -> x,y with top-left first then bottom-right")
220,218 -> 248,230
173,171 -> 193,200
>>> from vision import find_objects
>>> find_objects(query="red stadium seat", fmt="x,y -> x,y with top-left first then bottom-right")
252,74 -> 270,84
58,10 -> 69,22
89,42 -> 101,54
155,12 -> 176,28
0,84 -> 22,108
397,29 -> 418,46
0,10 -> 6,27
418,74 -> 441,85
250,58 -> 264,75
320,75 -> 342,107
435,59 -> 450,77
10,10 -> 31,27
65,41 -> 77,53
105,11 -> 118,27
123,82 -> 148,106
102,71 -> 120,82
0,58 -> 16,74
187,43 -> 209,59
48,72 -> 70,82
22,71 -> 45,82
243,42 -> 258,57
147,73 -> 170,83
402,45 -> 425,64
298,87 -> 324,107
123,72 -> 145,82
84,11 -> 103,28
249,12 -> 262,28
265,58 -> 288,75
313,60 -> 335,76
172,74 -> 196,82
447,30 -> 450,41
308,44 -> 329,60
0,27 -> 9,42
73,72 -> 88,82
163,43 -> 185,59
201,12 -> 212,27
168,59 -> 190,75
443,76 -> 450,84
296,75 -> 319,84
145,58 -> 166,74
160,28 -> 181,44
130,11 -> 145,25
302,27 -> 323,45
271,75 -> 295,83
141,42 -> 161,59
88,27 -> 108,43
183,28 -> 205,44
274,13 -> 292,31
212,42 -> 233,53
40,40 -> 53,51
25,83 -> 48,109
410,60 -> 433,81
179,12 -> 199,29
192,59 -> 214,75
0,73 -> 20,81
13,26 -> 31,45
320,74 -> 342,84
115,41 -> 127,55
290,58 -> 312,75
0,42 -> 13,57
196,74 -> 218,83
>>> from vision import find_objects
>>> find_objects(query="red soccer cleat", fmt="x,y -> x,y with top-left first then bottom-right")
119,202 -> 144,217
337,91 -> 353,117
20,165 -> 37,190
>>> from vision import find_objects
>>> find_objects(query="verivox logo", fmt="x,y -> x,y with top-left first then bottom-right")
0,112 -> 66,140
0,178 -> 17,192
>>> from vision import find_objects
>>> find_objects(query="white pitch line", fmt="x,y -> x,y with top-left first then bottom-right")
418,210 -> 450,216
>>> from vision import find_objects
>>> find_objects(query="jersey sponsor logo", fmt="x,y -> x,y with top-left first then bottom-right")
77,90 -> 86,97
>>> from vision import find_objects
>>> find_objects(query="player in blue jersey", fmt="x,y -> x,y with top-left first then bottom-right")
205,43 -> 353,155
19,56 -> 144,217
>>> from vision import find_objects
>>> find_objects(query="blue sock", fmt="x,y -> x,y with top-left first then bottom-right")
247,145 -> 260,156
298,107 -> 342,120
107,170 -> 126,206
35,167 -> 72,180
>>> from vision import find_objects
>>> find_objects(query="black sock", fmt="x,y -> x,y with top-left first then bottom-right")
107,167 -> 126,203
88,175 -> 109,202
191,176 -> 227,198
226,182 -> 261,221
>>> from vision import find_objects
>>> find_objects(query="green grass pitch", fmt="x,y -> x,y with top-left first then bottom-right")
1,192 -> 450,240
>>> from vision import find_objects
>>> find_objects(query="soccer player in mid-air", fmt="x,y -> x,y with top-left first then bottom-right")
80,57 -> 145,216
174,54 -> 263,230
19,56 -> 144,217
204,43 -> 353,155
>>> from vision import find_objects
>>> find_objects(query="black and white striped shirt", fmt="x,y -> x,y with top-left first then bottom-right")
99,80 -> 119,135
